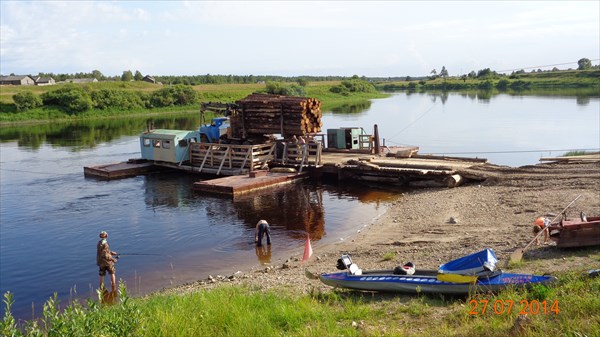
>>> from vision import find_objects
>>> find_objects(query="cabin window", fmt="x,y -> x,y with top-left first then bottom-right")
162,140 -> 171,149
153,140 -> 161,148
178,139 -> 189,147
143,139 -> 151,147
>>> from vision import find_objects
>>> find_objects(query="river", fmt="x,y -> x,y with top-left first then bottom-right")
1,90 -> 598,320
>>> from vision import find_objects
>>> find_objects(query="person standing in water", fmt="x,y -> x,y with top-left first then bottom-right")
96,231 -> 118,291
254,220 -> 272,247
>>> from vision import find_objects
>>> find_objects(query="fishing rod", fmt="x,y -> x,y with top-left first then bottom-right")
115,253 -> 172,259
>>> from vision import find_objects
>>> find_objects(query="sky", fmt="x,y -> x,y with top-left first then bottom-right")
1,1 -> 599,78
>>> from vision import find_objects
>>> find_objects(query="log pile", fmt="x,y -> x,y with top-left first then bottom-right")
233,93 -> 322,138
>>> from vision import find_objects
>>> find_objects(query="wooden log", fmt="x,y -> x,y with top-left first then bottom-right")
445,174 -> 464,188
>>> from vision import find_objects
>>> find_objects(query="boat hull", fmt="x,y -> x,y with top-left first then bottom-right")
319,270 -> 556,295
549,216 -> 600,248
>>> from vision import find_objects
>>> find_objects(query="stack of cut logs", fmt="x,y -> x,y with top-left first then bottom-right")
232,93 -> 322,138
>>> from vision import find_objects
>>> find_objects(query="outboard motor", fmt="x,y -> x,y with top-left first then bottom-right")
337,254 -> 362,275
393,262 -> 416,275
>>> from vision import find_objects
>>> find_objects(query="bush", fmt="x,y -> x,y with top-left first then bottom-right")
329,84 -> 349,96
149,84 -> 198,107
13,91 -> 42,111
509,80 -> 530,90
496,79 -> 510,90
91,89 -> 145,110
330,76 -> 376,95
265,82 -> 306,96
477,80 -> 494,90
41,85 -> 93,114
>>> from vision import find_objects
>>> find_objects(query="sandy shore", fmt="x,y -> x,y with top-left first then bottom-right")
159,161 -> 600,295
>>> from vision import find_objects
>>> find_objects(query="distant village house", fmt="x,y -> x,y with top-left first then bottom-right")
142,75 -> 156,84
68,78 -> 98,84
0,75 -> 58,86
0,75 -> 36,86
31,76 -> 56,86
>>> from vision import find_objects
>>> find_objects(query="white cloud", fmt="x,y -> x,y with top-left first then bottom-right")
1,1 -> 598,76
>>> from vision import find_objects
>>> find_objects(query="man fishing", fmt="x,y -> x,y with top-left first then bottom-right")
96,231 -> 118,292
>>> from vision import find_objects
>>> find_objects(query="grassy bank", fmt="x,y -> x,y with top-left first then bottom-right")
3,257 -> 599,336
0,81 -> 387,125
376,69 -> 600,92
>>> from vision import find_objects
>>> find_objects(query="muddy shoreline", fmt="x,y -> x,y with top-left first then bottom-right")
157,161 -> 600,296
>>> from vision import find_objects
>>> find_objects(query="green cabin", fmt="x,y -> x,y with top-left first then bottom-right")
140,129 -> 199,163
326,127 -> 368,150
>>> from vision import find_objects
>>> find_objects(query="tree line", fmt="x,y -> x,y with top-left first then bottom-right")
27,70 -> 350,85
15,58 -> 595,86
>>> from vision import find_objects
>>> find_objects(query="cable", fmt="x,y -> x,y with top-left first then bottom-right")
0,168 -> 76,175
496,59 -> 600,73
418,148 -> 600,155
385,101 -> 439,142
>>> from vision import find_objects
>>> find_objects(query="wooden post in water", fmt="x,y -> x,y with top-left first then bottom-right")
373,124 -> 380,155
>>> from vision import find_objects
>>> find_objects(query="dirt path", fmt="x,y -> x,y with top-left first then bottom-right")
160,161 -> 600,295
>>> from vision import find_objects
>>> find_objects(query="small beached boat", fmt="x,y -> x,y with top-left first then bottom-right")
317,249 -> 556,295
548,213 -> 600,248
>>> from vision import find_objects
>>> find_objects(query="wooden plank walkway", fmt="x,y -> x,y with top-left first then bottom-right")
84,160 -> 159,179
192,171 -> 309,198
83,142 -> 488,190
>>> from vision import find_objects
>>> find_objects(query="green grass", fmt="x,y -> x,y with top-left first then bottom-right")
381,251 -> 397,261
376,69 -> 600,92
0,81 -> 387,124
4,259 -> 600,337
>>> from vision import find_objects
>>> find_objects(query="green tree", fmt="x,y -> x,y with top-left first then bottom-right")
440,66 -> 449,78
297,78 -> 308,87
91,69 -> 104,80
476,68 -> 497,79
430,69 -> 437,79
577,58 -> 592,70
134,70 -> 144,81
121,70 -> 133,82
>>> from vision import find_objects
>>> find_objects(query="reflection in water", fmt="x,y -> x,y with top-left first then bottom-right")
255,244 -> 272,264
232,185 -> 326,240
330,100 -> 371,115
140,172 -> 390,245
144,173 -> 197,209
0,114 -> 202,149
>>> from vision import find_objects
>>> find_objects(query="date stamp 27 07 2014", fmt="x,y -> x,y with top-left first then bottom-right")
468,299 -> 560,315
